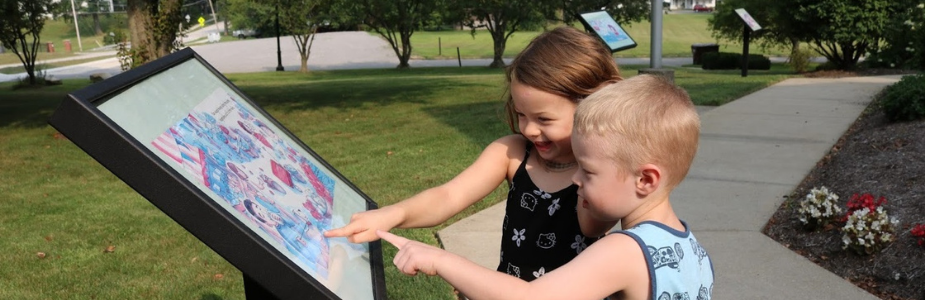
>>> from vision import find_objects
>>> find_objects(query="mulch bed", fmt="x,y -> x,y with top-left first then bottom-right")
763,70 -> 925,300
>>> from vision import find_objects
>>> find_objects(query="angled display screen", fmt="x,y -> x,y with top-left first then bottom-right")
577,11 -> 638,53
48,48 -> 386,300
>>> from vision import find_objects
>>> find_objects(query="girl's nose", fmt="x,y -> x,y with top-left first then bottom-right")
522,121 -> 540,138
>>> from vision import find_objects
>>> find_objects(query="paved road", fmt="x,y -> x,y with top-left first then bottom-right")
1,28 -> 707,83
1,26 -> 822,83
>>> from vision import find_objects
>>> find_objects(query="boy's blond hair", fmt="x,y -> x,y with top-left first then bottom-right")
573,74 -> 700,190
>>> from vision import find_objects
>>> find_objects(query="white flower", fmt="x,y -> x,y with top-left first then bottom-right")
842,235 -> 851,246
919,3 -> 924,8
878,58 -> 883,62
881,232 -> 893,242
905,20 -> 915,26
891,63 -> 896,67
512,228 -> 526,247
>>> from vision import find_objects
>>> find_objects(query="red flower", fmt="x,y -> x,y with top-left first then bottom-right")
913,224 -> 925,248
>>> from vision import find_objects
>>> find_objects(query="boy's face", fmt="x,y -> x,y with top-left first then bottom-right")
510,80 -> 577,164
571,134 -> 638,221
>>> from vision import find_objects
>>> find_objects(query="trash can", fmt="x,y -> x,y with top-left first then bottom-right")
691,43 -> 719,65
46,42 -> 54,53
64,40 -> 72,52
0,45 -> 5,54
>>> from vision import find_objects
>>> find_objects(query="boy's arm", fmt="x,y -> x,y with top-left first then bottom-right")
576,197 -> 620,237
377,230 -> 648,300
325,135 -> 524,243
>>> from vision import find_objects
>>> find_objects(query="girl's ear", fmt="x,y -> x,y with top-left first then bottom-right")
635,164 -> 661,196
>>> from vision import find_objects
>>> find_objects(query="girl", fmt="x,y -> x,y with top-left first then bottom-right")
325,26 -> 623,280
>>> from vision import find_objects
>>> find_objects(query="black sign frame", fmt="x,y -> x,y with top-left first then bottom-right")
47,48 -> 388,300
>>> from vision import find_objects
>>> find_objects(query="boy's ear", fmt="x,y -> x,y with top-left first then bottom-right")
635,164 -> 661,196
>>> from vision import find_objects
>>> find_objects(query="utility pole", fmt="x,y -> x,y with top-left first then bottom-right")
207,0 -> 217,29
69,0 -> 83,51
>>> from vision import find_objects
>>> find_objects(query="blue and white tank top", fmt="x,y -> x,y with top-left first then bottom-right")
617,220 -> 714,300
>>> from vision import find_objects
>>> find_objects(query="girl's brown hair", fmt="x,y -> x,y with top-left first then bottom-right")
504,26 -> 623,133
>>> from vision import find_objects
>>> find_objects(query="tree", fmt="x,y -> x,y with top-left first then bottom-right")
126,0 -> 186,67
708,0 -> 805,56
794,0 -> 896,70
451,0 -> 548,68
226,0 -> 273,35
0,0 -> 56,85
279,0 -> 330,73
341,0 -> 443,69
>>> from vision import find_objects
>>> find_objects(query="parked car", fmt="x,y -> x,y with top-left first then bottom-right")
232,28 -> 259,39
693,4 -> 714,12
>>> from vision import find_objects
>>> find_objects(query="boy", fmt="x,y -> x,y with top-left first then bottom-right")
377,75 -> 714,300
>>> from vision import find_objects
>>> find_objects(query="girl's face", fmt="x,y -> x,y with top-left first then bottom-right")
510,80 -> 577,164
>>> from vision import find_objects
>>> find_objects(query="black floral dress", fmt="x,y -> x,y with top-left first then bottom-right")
496,144 -> 600,281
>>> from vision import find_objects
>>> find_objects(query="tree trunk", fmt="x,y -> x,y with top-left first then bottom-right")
126,0 -> 184,67
397,32 -> 411,69
93,12 -> 103,35
489,26 -> 506,68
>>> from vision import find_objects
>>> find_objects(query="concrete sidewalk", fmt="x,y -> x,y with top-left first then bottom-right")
438,75 -> 904,300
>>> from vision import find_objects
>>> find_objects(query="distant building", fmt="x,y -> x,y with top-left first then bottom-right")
667,0 -> 717,10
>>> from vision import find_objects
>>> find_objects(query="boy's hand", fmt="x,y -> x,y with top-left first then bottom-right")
377,230 -> 444,276
324,207 -> 402,243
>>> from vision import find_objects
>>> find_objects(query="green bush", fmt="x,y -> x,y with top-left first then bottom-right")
881,73 -> 925,122
788,48 -> 813,73
701,52 -> 771,70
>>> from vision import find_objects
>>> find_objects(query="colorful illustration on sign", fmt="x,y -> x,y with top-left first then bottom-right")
151,89 -> 336,278
579,11 -> 636,52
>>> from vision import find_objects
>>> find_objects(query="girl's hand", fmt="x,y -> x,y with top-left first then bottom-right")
323,206 -> 403,243
376,230 -> 444,276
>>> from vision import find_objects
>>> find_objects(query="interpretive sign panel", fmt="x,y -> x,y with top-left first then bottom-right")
735,8 -> 762,32
577,11 -> 638,52
47,48 -> 387,300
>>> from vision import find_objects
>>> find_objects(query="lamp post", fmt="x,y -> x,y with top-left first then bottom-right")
275,2 -> 284,71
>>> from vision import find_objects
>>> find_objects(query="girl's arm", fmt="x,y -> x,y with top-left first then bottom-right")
325,135 -> 526,243
378,230 -> 649,300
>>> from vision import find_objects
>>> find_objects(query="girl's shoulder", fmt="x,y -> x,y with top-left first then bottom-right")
490,134 -> 530,158
487,134 -> 529,179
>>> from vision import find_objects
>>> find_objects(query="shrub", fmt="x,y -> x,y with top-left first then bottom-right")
701,52 -> 770,70
789,48 -> 814,73
797,186 -> 842,229
880,73 -> 925,122
840,193 -> 899,255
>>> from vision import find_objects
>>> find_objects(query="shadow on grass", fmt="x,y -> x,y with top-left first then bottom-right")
0,82 -> 88,129
237,72 -> 499,113
421,101 -> 509,146
199,293 -> 226,300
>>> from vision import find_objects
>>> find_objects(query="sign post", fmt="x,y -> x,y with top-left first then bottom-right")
734,9 -> 762,77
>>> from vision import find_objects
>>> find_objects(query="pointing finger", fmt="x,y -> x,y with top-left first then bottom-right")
376,230 -> 410,250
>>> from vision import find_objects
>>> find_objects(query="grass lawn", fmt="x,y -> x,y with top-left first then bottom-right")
410,14 -> 793,60
0,19 -> 110,66
0,65 -> 797,300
